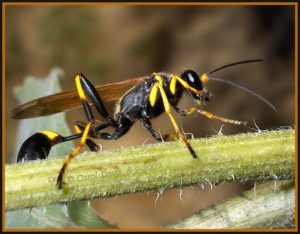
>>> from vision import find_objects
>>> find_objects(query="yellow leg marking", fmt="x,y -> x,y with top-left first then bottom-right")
155,79 -> 197,158
80,122 -> 91,144
163,134 -> 178,142
198,110 -> 247,125
177,106 -> 246,126
75,75 -> 88,101
74,124 -> 82,134
186,107 -> 197,115
57,122 -> 92,189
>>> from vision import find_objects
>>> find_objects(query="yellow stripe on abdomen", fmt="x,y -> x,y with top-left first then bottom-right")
39,131 -> 59,140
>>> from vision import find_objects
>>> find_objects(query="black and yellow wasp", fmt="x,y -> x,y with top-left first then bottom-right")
13,59 -> 276,189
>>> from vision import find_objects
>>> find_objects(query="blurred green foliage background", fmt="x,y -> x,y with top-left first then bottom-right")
5,4 -> 295,228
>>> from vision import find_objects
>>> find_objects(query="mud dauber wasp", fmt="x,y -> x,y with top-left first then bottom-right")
12,59 -> 276,189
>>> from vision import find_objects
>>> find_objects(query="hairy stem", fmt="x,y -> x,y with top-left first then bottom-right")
168,180 -> 295,229
6,129 -> 294,211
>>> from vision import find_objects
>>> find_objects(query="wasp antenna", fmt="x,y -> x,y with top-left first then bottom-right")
209,77 -> 277,112
207,59 -> 263,76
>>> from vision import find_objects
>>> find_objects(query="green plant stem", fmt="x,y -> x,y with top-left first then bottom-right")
168,180 -> 295,229
6,129 -> 294,211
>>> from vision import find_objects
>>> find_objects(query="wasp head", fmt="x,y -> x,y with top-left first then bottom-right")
181,70 -> 210,106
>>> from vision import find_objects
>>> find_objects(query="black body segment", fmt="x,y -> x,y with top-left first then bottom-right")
17,133 -> 54,162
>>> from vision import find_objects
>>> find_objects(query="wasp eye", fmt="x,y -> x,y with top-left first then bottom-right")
181,70 -> 203,90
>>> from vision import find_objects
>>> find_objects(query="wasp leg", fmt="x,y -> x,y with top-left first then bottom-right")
74,120 -> 111,138
73,122 -> 100,152
141,118 -> 163,141
84,139 -> 99,152
64,90 -> 99,157
57,122 -> 92,189
56,74 -> 116,189
74,120 -> 111,134
141,118 -> 178,142
173,106 -> 246,126
198,110 -> 247,126
75,74 -> 99,137
154,77 -> 198,159
93,125 -> 132,140
173,106 -> 197,116
67,121 -> 130,147
89,115 -> 133,140
163,134 -> 178,141
76,74 -> 117,127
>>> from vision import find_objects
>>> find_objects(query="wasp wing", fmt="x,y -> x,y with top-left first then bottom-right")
12,76 -> 146,119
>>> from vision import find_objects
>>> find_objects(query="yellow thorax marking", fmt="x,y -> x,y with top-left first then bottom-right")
149,73 -> 163,107
149,83 -> 159,107
170,75 -> 177,95
40,131 -> 59,140
75,75 -> 88,101
115,101 -> 121,114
